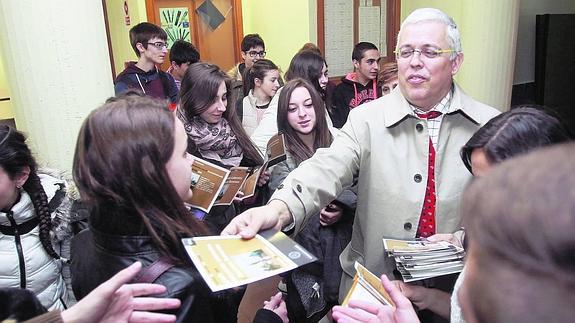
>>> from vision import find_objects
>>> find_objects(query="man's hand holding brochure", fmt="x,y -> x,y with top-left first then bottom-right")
182,229 -> 315,292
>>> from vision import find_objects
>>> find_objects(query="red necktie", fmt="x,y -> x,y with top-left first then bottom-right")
415,111 -> 442,238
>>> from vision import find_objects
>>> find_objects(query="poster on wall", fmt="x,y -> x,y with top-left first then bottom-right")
124,0 -> 130,26
196,0 -> 226,30
159,7 -> 191,48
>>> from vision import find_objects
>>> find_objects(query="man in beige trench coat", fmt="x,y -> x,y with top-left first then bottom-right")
223,7 -> 500,304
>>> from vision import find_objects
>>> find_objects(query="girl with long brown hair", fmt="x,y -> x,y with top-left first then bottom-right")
269,79 -> 356,322
70,94 -> 217,321
178,62 -> 266,232
250,50 -> 332,154
275,78 -> 332,165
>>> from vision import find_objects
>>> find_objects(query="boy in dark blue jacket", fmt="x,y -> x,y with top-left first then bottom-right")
114,22 -> 178,103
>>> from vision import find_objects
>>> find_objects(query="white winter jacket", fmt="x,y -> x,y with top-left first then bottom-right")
0,174 -> 69,310
240,90 -> 267,137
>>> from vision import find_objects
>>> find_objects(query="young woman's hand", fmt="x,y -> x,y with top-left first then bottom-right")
233,190 -> 245,202
319,203 -> 343,226
331,275 -> 419,323
392,281 -> 451,319
262,292 -> 288,323
61,262 -> 180,323
391,281 -> 430,310
257,169 -> 271,187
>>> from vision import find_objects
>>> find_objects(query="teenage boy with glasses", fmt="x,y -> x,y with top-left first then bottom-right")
114,22 -> 178,103
228,34 -> 266,111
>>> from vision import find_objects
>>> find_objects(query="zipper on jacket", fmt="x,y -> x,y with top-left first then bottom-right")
6,210 -> 27,289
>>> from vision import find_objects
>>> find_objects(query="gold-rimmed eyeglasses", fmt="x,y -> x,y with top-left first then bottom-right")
394,46 -> 455,59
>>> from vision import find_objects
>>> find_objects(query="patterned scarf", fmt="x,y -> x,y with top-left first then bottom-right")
184,115 -> 243,167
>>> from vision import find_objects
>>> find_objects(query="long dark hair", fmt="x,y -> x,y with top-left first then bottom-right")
0,126 -> 59,259
285,50 -> 327,99
73,94 -> 207,263
179,62 -> 264,165
277,79 -> 332,165
460,106 -> 570,174
242,59 -> 279,96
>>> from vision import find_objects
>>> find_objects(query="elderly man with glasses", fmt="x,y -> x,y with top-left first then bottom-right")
224,7 -> 500,317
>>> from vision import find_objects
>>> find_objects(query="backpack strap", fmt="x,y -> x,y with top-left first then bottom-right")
159,70 -> 178,103
236,97 -> 244,123
48,183 -> 66,213
133,256 -> 175,283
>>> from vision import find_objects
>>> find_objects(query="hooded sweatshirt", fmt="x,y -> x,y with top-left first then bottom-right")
330,72 -> 381,128
114,62 -> 178,103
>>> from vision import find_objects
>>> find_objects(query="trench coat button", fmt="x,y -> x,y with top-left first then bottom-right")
296,184 -> 302,192
416,123 -> 424,132
414,174 -> 422,183
404,222 -> 413,230
277,184 -> 284,190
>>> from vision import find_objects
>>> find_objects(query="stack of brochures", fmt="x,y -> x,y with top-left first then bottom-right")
383,239 -> 465,282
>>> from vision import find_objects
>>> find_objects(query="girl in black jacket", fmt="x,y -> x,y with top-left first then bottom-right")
70,93 -> 286,323
70,93 -> 216,322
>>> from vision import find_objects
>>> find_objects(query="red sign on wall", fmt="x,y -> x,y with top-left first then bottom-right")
124,0 -> 131,26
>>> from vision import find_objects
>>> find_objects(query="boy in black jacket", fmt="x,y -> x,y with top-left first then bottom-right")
330,42 -> 381,128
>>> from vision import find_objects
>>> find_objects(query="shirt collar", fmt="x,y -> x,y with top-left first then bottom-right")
410,90 -> 452,118
383,82 -> 482,127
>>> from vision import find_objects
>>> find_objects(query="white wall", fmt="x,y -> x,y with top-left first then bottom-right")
514,0 -> 575,84
0,1 -> 114,172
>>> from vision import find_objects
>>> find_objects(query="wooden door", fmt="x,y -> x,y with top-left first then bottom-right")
146,0 -> 242,71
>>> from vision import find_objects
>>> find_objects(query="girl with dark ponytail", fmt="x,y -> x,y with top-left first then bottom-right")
238,59 -> 281,136
0,125 -> 73,310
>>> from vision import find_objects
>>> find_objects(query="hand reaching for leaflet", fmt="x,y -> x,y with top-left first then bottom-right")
61,262 -> 180,323
262,292 -> 288,323
331,275 -> 420,323
221,199 -> 292,238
